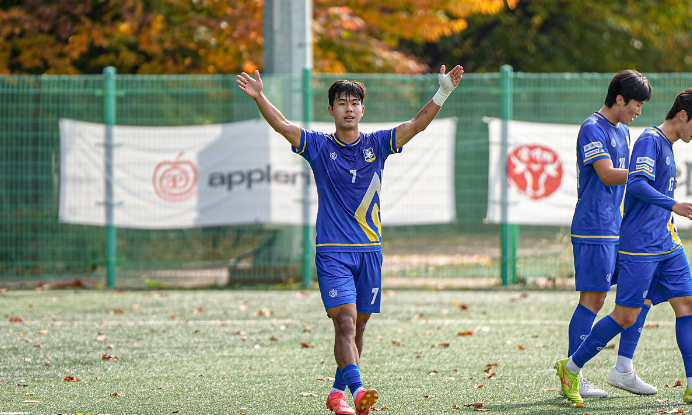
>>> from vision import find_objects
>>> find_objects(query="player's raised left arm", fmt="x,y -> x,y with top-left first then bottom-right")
395,65 -> 463,148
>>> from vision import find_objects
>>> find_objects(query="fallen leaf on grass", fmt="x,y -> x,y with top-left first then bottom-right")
458,331 -> 473,336
109,309 -> 124,315
315,377 -> 335,381
542,387 -> 558,391
434,342 -> 450,348
102,354 -> 118,360
474,384 -> 484,389
517,345 -> 525,350
372,407 -> 388,411
257,308 -> 273,317
423,395 -> 436,399
110,392 -> 119,396
657,410 -> 686,414
463,402 -> 484,408
301,342 -> 314,348
657,399 -> 670,402
391,341 -> 405,347
666,381 -> 684,388
604,344 -> 615,349
429,371 -> 438,376
645,322 -> 660,328
95,334 -> 107,342
63,376 -> 81,382
9,316 -> 23,323
299,392 -> 317,397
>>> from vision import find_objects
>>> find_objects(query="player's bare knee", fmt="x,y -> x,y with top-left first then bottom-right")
333,312 -> 357,337
580,291 -> 607,312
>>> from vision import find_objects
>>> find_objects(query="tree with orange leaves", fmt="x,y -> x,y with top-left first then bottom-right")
0,0 -> 516,74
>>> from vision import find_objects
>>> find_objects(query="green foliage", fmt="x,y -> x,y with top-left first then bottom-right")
424,0 -> 692,72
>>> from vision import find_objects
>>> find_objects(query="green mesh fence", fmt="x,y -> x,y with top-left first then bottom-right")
1,70 -> 692,287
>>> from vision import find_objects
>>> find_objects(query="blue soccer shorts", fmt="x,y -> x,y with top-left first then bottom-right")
315,251 -> 383,315
573,243 -> 618,292
616,249 -> 692,308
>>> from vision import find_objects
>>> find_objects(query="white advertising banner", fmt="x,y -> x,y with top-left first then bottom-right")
59,118 -> 456,229
486,117 -> 652,226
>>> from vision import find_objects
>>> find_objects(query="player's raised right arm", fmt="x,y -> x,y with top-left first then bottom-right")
237,70 -> 302,148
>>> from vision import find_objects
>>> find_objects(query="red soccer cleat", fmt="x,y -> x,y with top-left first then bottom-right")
354,389 -> 378,415
326,392 -> 355,415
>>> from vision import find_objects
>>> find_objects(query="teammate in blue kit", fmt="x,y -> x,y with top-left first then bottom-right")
567,70 -> 655,399
237,64 -> 463,414
557,88 -> 692,405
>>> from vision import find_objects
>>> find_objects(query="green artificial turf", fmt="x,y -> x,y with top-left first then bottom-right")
0,288 -> 688,414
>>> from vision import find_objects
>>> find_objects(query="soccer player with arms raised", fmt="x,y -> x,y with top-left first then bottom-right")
567,70 -> 656,399
237,65 -> 463,414
557,88 -> 692,405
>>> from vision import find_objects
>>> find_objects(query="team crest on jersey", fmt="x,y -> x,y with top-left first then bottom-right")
611,138 -> 616,147
329,289 -> 338,298
666,156 -> 671,165
330,152 -> 337,160
606,273 -> 612,283
643,290 -> 648,299
363,148 -> 376,162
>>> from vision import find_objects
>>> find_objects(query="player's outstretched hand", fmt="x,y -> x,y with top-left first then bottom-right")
432,64 -> 464,106
237,70 -> 263,99
439,64 -> 464,93
672,202 -> 692,220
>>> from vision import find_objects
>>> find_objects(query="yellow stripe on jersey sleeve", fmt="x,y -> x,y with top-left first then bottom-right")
629,169 -> 655,179
584,153 -> 610,163
295,129 -> 307,155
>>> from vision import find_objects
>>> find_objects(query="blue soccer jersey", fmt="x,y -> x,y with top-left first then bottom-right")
619,127 -> 682,260
571,112 -> 631,244
292,128 -> 401,253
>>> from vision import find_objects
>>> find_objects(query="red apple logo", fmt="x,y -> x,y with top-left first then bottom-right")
153,152 -> 197,203
507,144 -> 562,199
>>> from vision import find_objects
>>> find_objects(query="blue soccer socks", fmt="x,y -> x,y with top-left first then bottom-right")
676,315 -> 692,377
618,303 -> 650,359
572,315 -> 624,368
331,366 -> 347,393
568,303 -> 597,356
342,364 -> 364,397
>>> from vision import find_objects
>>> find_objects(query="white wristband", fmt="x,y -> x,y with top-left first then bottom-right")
432,88 -> 450,106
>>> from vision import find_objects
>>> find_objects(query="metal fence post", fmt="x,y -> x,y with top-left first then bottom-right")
500,65 -> 517,285
103,67 -> 117,287
301,67 -> 314,287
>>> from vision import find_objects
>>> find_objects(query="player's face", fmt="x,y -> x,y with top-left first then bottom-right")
680,114 -> 692,143
328,93 -> 364,129
617,97 -> 645,125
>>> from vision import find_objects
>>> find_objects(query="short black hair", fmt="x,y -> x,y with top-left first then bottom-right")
328,80 -> 366,107
604,70 -> 652,107
666,88 -> 692,121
